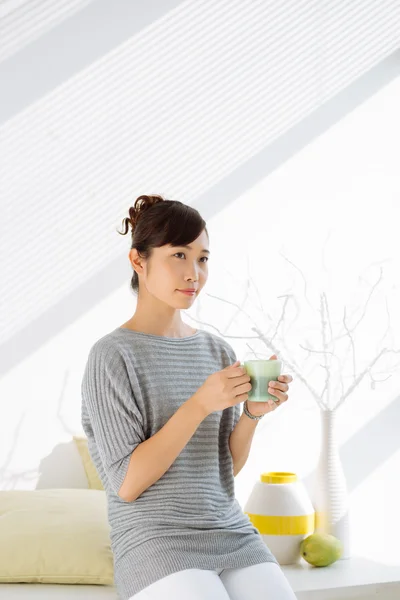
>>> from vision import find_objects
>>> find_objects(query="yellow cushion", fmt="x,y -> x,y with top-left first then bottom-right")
0,489 -> 113,584
73,435 -> 104,491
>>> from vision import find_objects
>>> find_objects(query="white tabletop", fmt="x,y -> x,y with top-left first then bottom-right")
282,556 -> 400,600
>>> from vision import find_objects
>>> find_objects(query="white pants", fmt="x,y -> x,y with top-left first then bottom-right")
129,562 -> 297,599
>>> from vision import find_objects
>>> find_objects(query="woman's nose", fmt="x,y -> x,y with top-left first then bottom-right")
186,263 -> 199,281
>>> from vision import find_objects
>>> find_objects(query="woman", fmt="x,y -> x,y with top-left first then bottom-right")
81,194 -> 297,600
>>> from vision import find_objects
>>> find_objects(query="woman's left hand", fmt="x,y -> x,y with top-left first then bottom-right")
246,354 -> 293,417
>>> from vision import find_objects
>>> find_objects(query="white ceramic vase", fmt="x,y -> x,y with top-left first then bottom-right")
312,408 -> 351,559
244,472 -> 315,565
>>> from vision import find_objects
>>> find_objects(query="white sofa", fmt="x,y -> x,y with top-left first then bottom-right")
3,442 -> 399,600
0,440 -> 118,600
0,584 -> 118,600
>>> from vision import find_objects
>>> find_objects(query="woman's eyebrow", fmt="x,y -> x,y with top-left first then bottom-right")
177,245 -> 210,254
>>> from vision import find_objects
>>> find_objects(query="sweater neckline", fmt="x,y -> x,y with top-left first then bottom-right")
115,327 -> 202,342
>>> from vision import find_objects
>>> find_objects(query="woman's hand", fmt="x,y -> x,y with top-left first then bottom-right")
246,354 -> 293,417
192,361 -> 252,418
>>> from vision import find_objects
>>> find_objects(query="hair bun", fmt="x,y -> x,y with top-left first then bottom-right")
118,194 -> 165,236
130,194 -> 165,230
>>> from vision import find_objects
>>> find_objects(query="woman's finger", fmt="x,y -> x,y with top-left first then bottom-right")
271,391 -> 288,402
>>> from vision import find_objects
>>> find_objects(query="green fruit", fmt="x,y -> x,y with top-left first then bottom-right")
300,533 -> 343,567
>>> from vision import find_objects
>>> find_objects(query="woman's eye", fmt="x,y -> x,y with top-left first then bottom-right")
173,253 -> 208,263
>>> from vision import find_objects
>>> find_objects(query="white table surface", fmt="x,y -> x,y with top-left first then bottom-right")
282,556 -> 400,600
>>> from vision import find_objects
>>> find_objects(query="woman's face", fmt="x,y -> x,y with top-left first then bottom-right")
133,229 -> 210,308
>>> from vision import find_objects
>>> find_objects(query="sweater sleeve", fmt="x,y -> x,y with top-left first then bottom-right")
81,341 -> 145,496
219,337 -> 242,431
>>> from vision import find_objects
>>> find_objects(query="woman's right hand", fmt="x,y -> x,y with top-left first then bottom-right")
192,361 -> 252,418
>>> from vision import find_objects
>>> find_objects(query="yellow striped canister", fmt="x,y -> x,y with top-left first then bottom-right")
244,471 -> 315,565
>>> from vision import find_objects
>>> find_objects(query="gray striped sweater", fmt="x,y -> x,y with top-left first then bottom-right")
81,327 -> 278,599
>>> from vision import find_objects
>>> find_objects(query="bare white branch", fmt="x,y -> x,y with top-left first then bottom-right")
335,348 -> 400,410
186,313 -> 260,340
342,306 -> 357,381
279,250 -> 315,312
204,291 -> 262,334
271,294 -> 291,343
192,254 -> 398,413
332,267 -> 384,343
250,326 -> 322,404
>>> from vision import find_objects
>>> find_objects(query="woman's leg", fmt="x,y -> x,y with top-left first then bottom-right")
129,568 -> 231,600
219,562 -> 297,600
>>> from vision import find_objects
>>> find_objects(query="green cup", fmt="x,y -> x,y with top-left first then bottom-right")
241,359 -> 282,402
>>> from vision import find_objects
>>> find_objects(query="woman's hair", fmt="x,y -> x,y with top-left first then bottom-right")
117,194 -> 208,294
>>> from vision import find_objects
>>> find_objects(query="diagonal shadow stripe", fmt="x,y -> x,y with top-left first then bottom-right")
0,50 -> 399,376
302,394 -> 400,496
0,255 -> 127,376
194,49 -> 400,221
0,0 -> 186,124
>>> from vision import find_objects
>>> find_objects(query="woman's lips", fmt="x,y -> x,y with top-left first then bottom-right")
178,290 -> 196,296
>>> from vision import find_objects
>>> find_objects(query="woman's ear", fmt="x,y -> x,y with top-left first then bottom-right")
129,249 -> 144,275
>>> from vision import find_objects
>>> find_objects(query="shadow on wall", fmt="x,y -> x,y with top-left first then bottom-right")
302,393 -> 400,497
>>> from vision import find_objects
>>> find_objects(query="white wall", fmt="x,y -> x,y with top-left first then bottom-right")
1,0 -> 399,573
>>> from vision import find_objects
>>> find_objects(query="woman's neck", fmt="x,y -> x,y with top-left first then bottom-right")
119,317 -> 197,339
